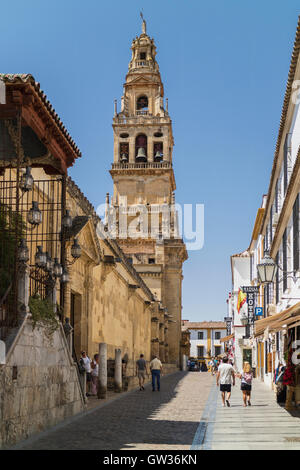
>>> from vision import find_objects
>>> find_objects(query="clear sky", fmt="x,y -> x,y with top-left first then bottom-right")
1,0 -> 299,322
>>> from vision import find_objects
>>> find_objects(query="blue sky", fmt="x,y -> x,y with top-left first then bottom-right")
1,1 -> 299,321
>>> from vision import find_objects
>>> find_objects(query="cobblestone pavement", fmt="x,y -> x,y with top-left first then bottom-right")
17,371 -> 213,450
193,378 -> 300,450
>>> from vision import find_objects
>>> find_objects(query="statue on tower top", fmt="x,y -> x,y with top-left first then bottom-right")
140,11 -> 147,34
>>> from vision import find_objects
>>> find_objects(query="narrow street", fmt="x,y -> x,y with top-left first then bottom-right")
15,372 -> 300,451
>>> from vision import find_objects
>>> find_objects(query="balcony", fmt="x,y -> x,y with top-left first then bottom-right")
111,162 -> 172,170
133,60 -> 152,68
113,115 -> 170,125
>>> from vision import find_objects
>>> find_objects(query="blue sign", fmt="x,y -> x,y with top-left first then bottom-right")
255,307 -> 263,316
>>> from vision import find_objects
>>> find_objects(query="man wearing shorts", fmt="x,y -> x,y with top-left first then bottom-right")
216,356 -> 235,407
136,354 -> 148,391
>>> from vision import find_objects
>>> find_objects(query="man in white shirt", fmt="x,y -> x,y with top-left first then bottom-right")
150,356 -> 163,392
216,356 -> 235,407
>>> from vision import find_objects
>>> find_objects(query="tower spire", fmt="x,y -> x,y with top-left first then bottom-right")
140,11 -> 146,35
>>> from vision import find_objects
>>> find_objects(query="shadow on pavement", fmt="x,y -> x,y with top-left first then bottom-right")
16,371 -> 210,450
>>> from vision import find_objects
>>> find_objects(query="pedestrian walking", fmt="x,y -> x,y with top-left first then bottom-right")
136,354 -> 148,391
91,353 -> 99,396
150,355 -> 163,391
80,351 -> 92,396
216,356 -> 235,407
237,362 -> 253,407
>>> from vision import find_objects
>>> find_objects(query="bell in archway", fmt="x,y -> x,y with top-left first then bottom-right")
136,147 -> 147,162
120,153 -> 128,163
154,151 -> 163,162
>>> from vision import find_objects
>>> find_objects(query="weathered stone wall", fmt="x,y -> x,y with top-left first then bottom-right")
0,315 -> 85,449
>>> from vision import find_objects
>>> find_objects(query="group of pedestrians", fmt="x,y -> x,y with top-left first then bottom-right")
216,356 -> 253,407
79,351 -> 99,396
136,354 -> 163,392
80,351 -> 163,395
209,357 -> 220,375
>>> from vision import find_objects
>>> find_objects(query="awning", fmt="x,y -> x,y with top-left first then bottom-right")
270,313 -> 300,332
255,302 -> 300,337
220,333 -> 234,343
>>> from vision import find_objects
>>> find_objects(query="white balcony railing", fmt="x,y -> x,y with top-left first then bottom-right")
111,162 -> 172,170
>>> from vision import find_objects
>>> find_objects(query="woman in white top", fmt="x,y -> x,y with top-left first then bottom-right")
91,353 -> 99,396
237,362 -> 253,407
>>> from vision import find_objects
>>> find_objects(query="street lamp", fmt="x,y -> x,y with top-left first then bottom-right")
257,251 -> 277,284
71,238 -> 81,260
27,201 -> 42,226
62,210 -> 73,229
240,312 -> 248,326
61,268 -> 70,284
53,258 -> 63,278
35,246 -> 47,268
20,167 -> 34,193
18,239 -> 29,263
45,252 -> 54,274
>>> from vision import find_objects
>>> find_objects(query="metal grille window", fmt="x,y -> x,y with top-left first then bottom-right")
293,195 -> 299,273
283,229 -> 288,292
197,346 -> 204,358
198,331 -> 203,340
0,117 -> 65,338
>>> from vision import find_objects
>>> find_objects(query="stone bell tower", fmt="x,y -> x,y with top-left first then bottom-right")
109,17 -> 188,366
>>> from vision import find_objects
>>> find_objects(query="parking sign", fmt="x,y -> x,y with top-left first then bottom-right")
255,307 -> 263,316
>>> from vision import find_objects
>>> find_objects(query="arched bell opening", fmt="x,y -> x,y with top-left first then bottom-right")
135,134 -> 147,162
119,143 -> 129,164
153,142 -> 163,162
136,95 -> 148,115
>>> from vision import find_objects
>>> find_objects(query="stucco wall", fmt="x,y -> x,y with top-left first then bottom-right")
0,315 -> 85,449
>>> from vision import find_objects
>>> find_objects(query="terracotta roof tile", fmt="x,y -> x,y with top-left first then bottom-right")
182,321 -> 226,331
0,73 -> 81,159
261,16 -> 300,230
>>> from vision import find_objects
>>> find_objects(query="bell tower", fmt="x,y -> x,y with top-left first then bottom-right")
109,18 -> 188,366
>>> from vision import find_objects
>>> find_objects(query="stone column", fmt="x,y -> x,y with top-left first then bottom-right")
17,262 -> 30,313
129,137 -> 135,163
98,343 -> 107,399
182,354 -> 187,371
114,348 -> 122,393
148,136 -> 153,162
0,340 -> 6,365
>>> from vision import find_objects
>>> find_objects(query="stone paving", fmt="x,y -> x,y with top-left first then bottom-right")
16,371 -> 213,450
199,378 -> 300,450
14,372 -> 300,450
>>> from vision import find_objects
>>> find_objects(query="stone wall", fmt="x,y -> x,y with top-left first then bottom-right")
0,315 -> 85,449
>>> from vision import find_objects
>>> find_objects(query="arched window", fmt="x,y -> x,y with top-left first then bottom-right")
136,95 -> 148,115
135,134 -> 147,162
153,142 -> 163,162
119,143 -> 129,163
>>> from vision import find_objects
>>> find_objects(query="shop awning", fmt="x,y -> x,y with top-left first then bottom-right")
270,312 -> 300,332
220,333 -> 234,343
254,302 -> 300,337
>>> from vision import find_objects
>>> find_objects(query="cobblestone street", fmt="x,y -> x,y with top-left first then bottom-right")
17,372 -> 213,450
14,371 -> 300,450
